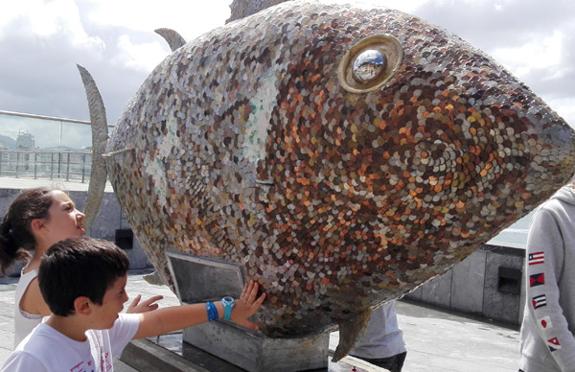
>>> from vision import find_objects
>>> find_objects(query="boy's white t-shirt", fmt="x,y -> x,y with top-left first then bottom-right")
2,313 -> 141,372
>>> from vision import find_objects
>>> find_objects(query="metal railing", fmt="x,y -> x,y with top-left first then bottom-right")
0,150 -> 92,183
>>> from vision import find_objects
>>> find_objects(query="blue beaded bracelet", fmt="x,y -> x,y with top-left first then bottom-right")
206,301 -> 218,321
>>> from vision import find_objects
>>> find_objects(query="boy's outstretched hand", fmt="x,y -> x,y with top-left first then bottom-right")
230,280 -> 266,330
127,294 -> 163,313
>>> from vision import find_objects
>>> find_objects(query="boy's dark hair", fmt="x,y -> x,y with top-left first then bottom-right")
0,187 -> 55,273
38,237 -> 129,316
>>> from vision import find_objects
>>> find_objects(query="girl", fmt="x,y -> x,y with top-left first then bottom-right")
0,187 -> 161,345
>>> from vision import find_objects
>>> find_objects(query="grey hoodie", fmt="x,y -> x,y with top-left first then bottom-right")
519,186 -> 575,372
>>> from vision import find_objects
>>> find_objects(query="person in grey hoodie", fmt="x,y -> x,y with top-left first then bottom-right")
519,184 -> 575,372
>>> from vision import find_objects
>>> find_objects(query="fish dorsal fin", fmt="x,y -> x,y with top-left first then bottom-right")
227,0 -> 293,23
154,28 -> 187,51
76,64 -> 109,232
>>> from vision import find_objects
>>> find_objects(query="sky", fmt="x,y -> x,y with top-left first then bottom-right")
0,0 -> 574,131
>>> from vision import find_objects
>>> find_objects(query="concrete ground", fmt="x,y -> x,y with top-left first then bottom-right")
393,302 -> 520,371
0,273 -> 520,371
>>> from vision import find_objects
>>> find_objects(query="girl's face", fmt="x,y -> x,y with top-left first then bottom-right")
41,191 -> 85,246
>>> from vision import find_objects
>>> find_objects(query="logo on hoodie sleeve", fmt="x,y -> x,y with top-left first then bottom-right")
529,273 -> 545,287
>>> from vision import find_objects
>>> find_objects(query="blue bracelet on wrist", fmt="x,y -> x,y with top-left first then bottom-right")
206,301 -> 218,321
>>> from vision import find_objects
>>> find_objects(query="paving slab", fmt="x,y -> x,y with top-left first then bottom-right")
395,301 -> 519,372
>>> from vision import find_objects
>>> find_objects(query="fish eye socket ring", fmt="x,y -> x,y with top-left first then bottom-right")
338,34 -> 403,94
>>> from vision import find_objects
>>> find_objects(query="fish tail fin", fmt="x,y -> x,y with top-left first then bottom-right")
332,308 -> 372,362
154,28 -> 186,51
77,64 -> 109,232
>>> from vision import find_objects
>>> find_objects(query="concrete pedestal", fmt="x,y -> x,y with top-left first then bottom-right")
120,333 -> 381,372
184,322 -> 329,371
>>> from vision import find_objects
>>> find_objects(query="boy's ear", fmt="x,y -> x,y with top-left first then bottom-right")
73,296 -> 93,315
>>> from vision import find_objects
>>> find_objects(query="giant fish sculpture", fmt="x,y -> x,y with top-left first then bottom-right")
79,0 -> 575,360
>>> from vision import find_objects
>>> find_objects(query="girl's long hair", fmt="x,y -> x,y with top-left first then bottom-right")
0,188 -> 55,273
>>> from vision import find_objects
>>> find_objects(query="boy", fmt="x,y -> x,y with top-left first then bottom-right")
1,237 -> 266,371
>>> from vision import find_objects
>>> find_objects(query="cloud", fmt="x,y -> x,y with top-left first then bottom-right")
113,34 -> 169,72
491,30 -> 565,77
0,0 -> 104,50
0,0 -> 232,124
0,0 -> 573,128
409,0 -> 575,124
80,0 -> 231,38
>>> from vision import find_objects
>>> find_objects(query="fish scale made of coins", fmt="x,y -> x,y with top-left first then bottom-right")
79,0 -> 575,360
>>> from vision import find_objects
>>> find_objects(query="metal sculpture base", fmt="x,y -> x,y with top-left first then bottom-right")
166,251 -> 329,372
121,332 -> 382,372
184,323 -> 329,371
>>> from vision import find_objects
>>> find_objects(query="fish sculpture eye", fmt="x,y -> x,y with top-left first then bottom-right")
338,34 -> 403,93
352,49 -> 386,83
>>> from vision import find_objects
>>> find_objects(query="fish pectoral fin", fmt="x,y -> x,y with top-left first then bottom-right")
255,178 -> 274,185
332,308 -> 372,362
101,147 -> 135,158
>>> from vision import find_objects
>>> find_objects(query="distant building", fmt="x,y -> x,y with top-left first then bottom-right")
16,131 -> 35,150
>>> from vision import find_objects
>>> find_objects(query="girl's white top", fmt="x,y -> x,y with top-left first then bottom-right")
13,269 -> 43,347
